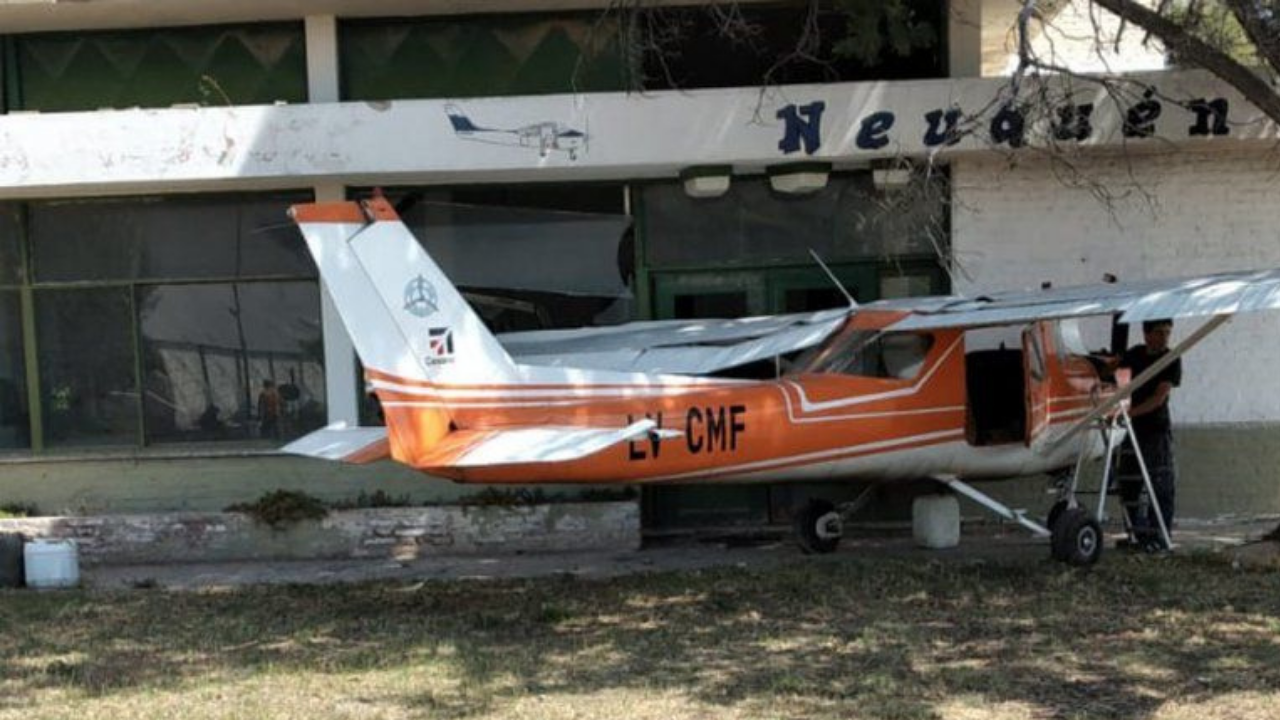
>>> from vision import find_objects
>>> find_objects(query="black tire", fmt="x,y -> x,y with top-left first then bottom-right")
794,499 -> 841,555
1051,508 -> 1103,566
1047,499 -> 1069,534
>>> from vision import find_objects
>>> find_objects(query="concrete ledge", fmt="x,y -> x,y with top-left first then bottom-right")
0,502 -> 640,566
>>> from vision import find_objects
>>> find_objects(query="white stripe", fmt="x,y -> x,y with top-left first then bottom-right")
647,428 -> 966,482
780,391 -> 965,424
369,378 -> 711,400
381,400 -> 594,409
1049,394 -> 1095,405
784,336 -> 964,413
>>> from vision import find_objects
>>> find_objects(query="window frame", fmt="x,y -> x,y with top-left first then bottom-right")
0,190 -> 325,458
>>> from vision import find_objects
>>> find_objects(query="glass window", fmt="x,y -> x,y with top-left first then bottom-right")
795,329 -> 933,380
879,274 -> 935,299
30,194 -> 314,283
0,291 -> 28,450
0,205 -> 22,285
36,288 -> 138,447
138,282 -> 325,444
642,174 -> 946,269
637,2 -> 944,90
673,291 -> 748,319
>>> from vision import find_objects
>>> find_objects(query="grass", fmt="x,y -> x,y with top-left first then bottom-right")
2,553 -> 1279,719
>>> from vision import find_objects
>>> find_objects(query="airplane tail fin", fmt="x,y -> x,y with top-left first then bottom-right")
290,198 -> 520,463
444,103 -> 485,134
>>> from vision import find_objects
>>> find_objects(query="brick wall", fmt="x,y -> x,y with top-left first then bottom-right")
0,502 -> 641,565
953,147 -> 1280,425
952,148 -> 1280,517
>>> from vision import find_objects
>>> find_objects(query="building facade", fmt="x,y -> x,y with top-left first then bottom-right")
0,0 -> 1276,526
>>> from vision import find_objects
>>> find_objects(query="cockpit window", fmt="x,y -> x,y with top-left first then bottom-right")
793,330 -> 934,380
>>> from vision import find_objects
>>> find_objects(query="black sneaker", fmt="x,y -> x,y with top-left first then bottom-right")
1141,537 -> 1171,554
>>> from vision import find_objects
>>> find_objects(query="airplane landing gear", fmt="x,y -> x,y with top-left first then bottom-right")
794,499 -> 842,554
1050,507 -> 1103,566
793,485 -> 879,554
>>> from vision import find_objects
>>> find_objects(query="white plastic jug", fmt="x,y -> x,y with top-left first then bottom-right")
23,539 -> 79,589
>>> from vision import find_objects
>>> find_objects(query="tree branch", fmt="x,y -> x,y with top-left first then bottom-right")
1090,0 -> 1280,124
1220,0 -> 1280,78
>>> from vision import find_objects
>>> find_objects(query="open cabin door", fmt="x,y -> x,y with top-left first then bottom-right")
1023,322 -> 1052,446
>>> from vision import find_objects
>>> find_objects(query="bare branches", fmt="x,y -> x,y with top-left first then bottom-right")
1090,0 -> 1280,123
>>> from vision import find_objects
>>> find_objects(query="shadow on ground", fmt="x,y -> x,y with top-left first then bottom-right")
2,552 -> 1279,719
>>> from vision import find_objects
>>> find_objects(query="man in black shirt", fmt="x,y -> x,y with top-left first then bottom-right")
1119,319 -> 1181,548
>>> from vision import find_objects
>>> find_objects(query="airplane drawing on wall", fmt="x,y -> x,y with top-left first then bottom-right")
444,103 -> 588,160
285,197 -> 1280,566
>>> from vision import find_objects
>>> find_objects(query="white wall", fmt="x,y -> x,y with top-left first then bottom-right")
993,0 -> 1167,76
0,70 -> 1272,200
952,148 -> 1280,424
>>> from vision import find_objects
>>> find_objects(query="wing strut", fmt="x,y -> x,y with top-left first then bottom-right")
1047,313 -> 1231,453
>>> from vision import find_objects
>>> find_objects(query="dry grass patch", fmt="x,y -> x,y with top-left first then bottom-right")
1,553 -> 1279,719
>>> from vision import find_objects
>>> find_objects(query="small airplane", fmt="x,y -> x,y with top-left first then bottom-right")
286,196 -> 1280,565
444,103 -> 588,160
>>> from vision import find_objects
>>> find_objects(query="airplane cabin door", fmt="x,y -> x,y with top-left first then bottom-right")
1022,322 -> 1052,446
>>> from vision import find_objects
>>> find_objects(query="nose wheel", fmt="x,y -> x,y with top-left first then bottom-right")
1050,507 -> 1103,566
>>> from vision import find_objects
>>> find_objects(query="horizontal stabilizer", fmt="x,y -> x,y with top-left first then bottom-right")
419,419 -> 682,468
282,424 -> 389,464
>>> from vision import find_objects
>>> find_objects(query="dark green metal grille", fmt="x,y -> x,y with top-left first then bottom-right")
340,14 -> 626,100
10,24 -> 306,112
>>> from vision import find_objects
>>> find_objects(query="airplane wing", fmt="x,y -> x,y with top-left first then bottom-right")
282,424 -> 389,464
873,267 -> 1280,452
882,268 -> 1280,331
498,308 -> 849,375
416,419 -> 682,468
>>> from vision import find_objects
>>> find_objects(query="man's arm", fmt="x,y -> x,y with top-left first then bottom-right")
1129,380 -> 1173,418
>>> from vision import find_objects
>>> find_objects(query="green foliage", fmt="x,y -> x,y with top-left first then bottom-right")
832,0 -> 938,65
576,486 -> 639,503
0,502 -> 39,519
459,488 -> 552,507
1166,0 -> 1262,65
329,490 -> 413,510
226,490 -> 328,529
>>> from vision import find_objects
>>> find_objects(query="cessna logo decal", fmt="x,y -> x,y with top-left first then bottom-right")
427,327 -> 455,364
403,275 -> 439,318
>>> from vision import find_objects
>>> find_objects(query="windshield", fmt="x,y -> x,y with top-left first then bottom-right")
792,329 -> 933,380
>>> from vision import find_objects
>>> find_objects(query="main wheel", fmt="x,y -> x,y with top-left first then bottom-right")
794,499 -> 841,555
1051,508 -> 1103,566
1046,499 -> 1069,534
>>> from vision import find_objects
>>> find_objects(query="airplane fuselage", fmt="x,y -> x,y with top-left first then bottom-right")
373,312 -> 1110,486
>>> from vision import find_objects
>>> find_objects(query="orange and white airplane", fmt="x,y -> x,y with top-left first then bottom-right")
286,196 -> 1280,565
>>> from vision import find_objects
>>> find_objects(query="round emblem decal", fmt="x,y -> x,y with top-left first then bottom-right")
403,275 -> 439,318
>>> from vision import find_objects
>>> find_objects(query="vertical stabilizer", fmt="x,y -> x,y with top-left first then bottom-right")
291,198 -> 520,464
292,198 -> 519,387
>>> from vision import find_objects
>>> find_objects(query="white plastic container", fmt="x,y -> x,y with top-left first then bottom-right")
912,494 -> 961,549
23,539 -> 80,589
